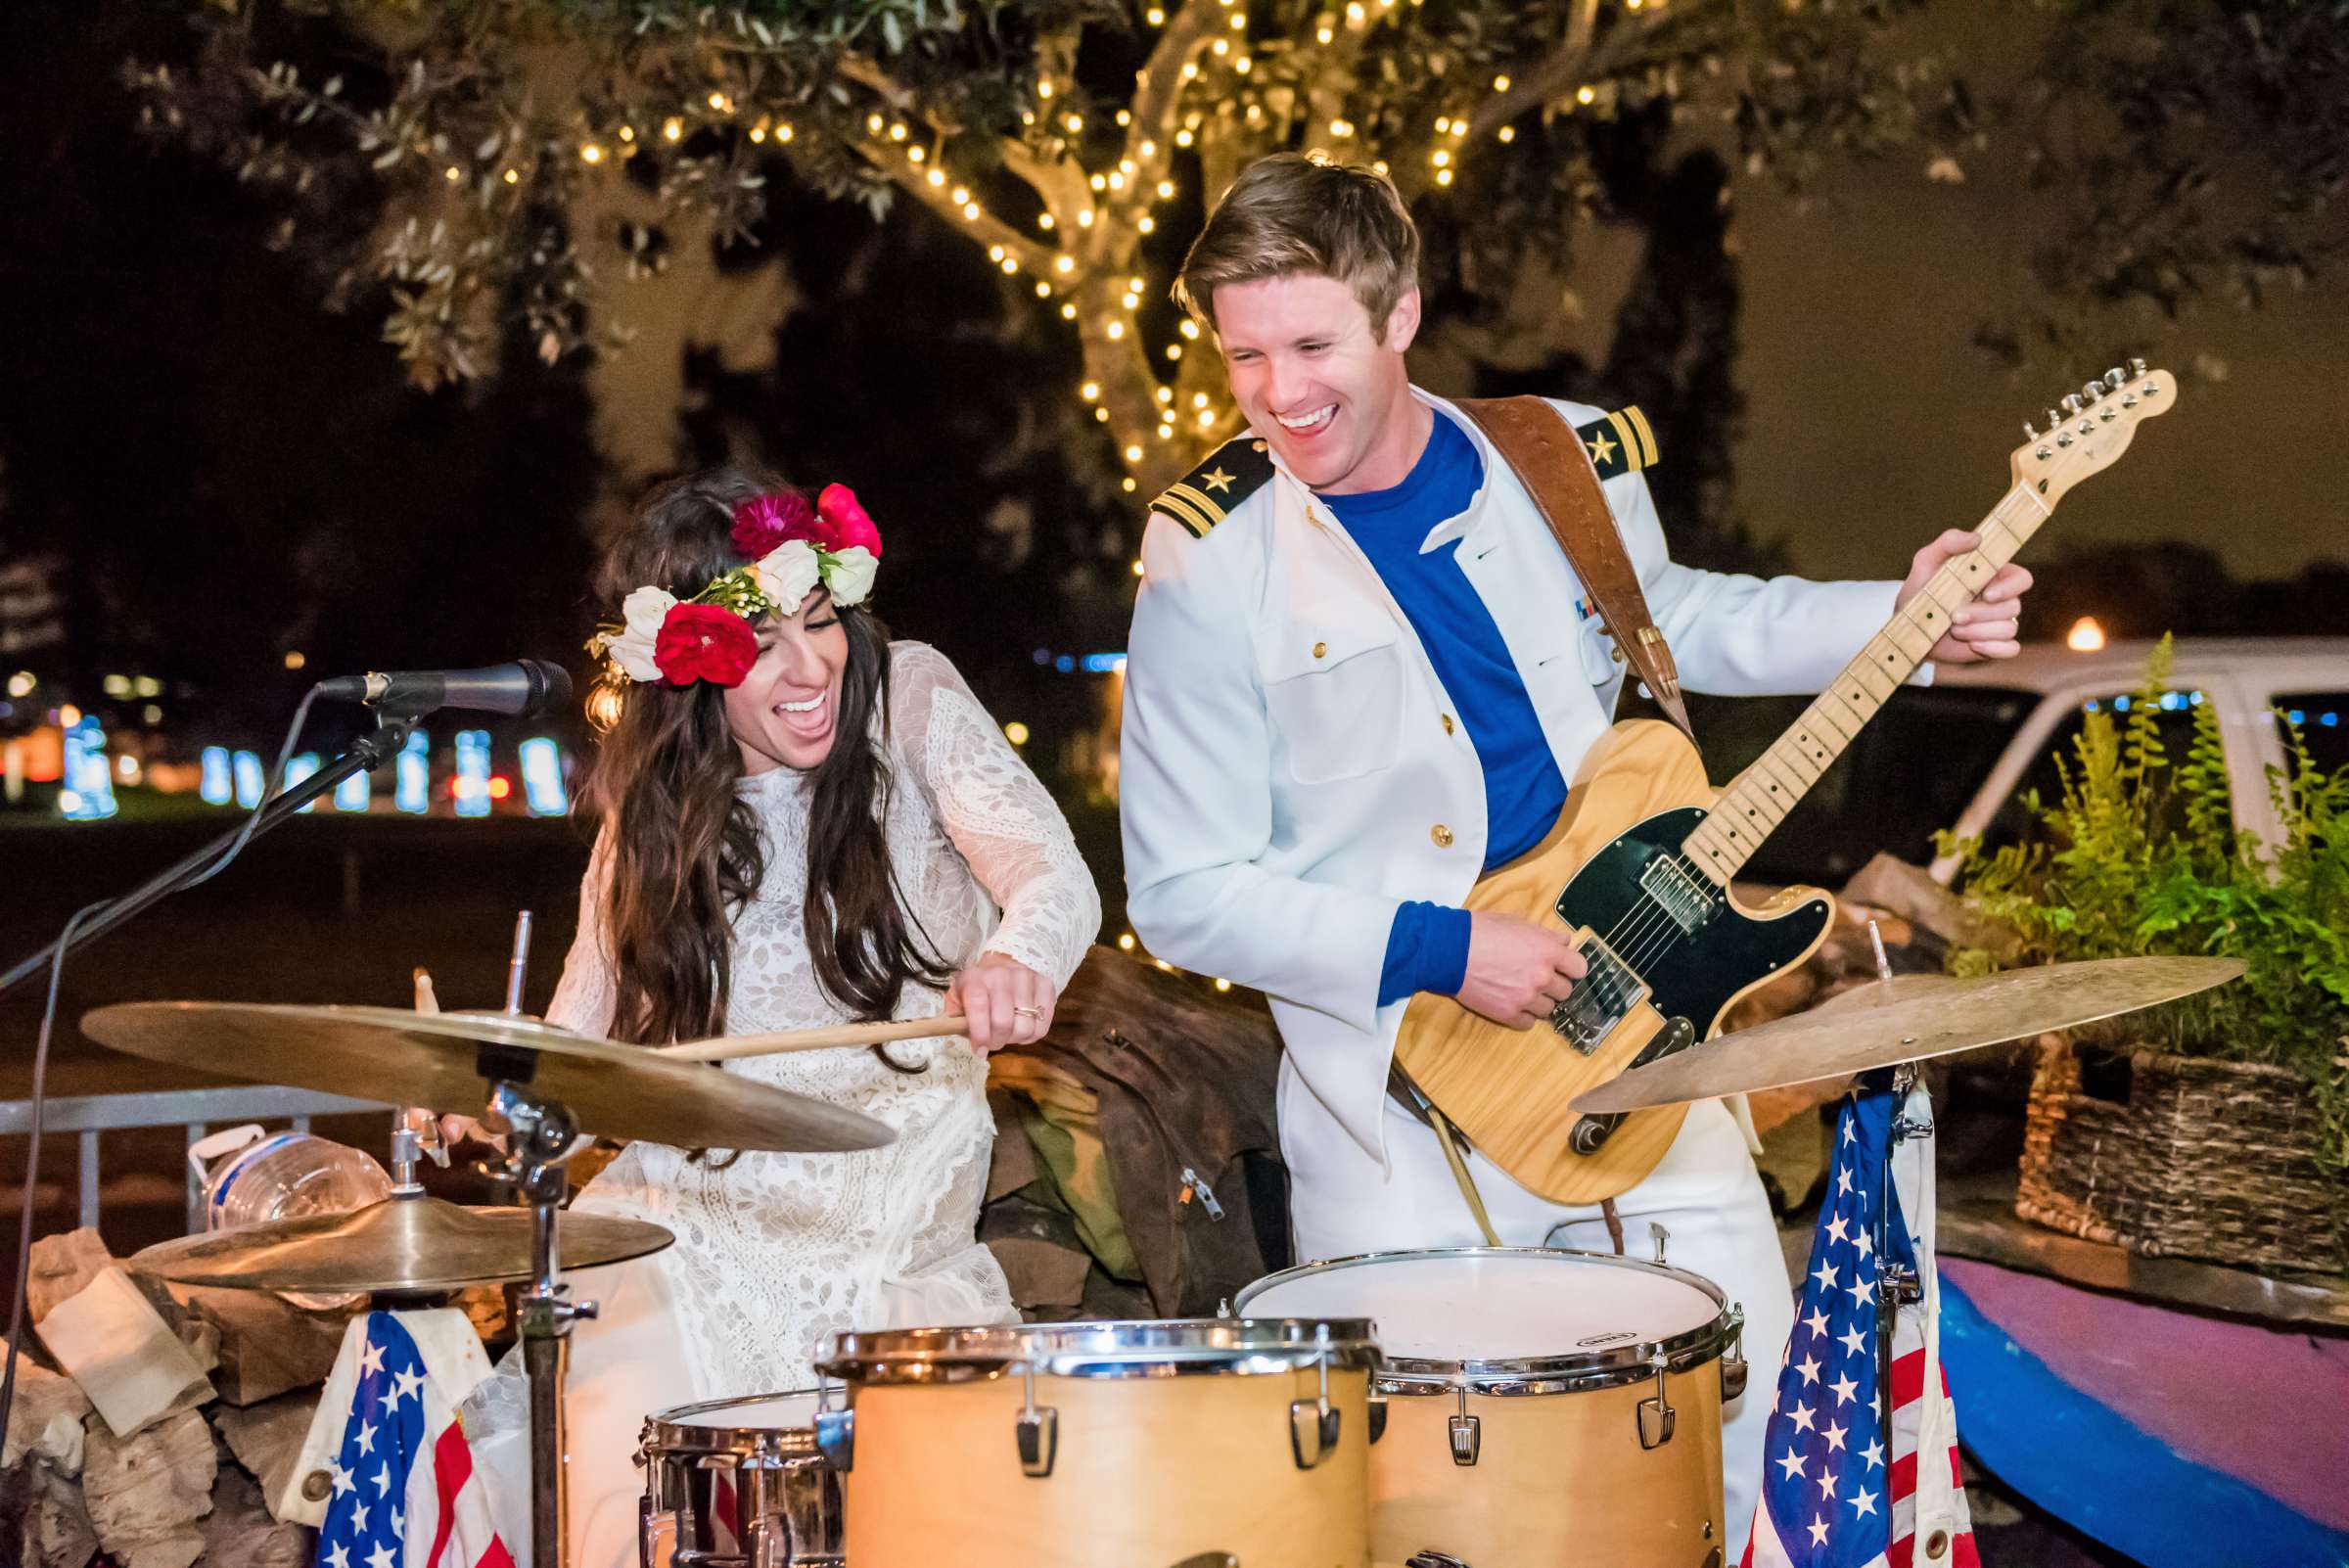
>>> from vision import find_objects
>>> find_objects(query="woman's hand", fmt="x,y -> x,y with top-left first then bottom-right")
944,952 -> 1057,1055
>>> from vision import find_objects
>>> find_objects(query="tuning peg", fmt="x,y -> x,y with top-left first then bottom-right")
2103,367 -> 2126,391
2045,408 -> 2062,431
2130,356 -> 2147,377
2061,394 -> 2083,416
2081,380 -> 2103,402
2023,419 -> 2039,439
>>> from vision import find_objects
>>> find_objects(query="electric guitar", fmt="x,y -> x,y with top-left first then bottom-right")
1392,362 -> 2178,1204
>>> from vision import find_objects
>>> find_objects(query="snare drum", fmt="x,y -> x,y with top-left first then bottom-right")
638,1390 -> 844,1567
1236,1249 -> 1746,1568
814,1318 -> 1379,1568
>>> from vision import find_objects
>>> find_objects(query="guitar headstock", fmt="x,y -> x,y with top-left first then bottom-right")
2010,359 -> 2176,505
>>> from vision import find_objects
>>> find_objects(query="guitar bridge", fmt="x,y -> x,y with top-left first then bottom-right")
1548,936 -> 1648,1055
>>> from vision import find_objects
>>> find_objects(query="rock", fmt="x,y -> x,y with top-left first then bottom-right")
26,1229 -> 115,1327
175,1288 -> 351,1407
2,1336 -> 94,1473
200,1443 -> 311,1568
211,1389 -> 318,1523
80,1407 -> 213,1568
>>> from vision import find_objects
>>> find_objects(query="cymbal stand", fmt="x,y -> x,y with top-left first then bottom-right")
1863,924 -> 1928,1442
490,1081 -> 593,1568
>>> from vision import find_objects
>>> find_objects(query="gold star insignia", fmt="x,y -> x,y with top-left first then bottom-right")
1201,466 -> 1237,493
1585,431 -> 1617,465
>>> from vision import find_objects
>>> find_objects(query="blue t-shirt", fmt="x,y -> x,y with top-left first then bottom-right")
1321,413 -> 1570,1006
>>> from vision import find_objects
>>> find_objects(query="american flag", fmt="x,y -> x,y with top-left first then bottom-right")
1744,1083 -> 1977,1568
314,1312 -> 514,1568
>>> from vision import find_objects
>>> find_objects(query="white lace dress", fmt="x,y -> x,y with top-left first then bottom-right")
519,641 -> 1099,1567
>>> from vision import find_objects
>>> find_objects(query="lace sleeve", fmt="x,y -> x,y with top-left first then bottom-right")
545,823 -> 619,1037
891,642 -> 1101,992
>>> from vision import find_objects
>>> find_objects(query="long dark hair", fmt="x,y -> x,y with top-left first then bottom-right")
583,464 -> 950,1048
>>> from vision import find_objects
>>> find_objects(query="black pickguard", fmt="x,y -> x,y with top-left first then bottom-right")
1554,807 -> 1831,1040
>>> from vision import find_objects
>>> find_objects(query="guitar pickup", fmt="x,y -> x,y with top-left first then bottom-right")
1547,935 -> 1649,1055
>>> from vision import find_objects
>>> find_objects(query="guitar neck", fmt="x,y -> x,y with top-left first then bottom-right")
1681,483 -> 2053,884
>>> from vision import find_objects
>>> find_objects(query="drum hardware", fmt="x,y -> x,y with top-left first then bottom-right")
1635,1351 -> 1677,1451
1649,1221 -> 1669,1265
1287,1327 -> 1341,1470
1015,1361 -> 1059,1478
1405,1553 -> 1472,1568
811,1378 -> 854,1473
1718,1320 -> 1748,1403
1447,1384 -> 1481,1466
638,1391 -> 845,1568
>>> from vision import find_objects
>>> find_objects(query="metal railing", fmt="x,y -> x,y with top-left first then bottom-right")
0,1086 -> 391,1234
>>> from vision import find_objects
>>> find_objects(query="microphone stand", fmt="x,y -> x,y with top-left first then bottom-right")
0,713 -> 421,996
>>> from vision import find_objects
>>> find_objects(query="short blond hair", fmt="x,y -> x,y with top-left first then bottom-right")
1174,153 -> 1420,340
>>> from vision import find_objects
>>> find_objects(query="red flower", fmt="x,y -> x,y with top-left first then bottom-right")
730,491 -> 821,558
815,484 -> 883,557
652,604 -> 758,687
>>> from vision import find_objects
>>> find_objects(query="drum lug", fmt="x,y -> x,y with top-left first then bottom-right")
1720,1306 -> 1749,1403
640,1502 -> 678,1568
812,1407 -> 855,1474
1367,1392 -> 1389,1446
1636,1352 -> 1677,1451
1448,1384 -> 1481,1466
1017,1362 -> 1059,1479
1289,1399 -> 1341,1469
750,1513 -> 800,1568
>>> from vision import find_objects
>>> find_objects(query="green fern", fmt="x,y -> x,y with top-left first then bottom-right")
1940,635 -> 2349,1180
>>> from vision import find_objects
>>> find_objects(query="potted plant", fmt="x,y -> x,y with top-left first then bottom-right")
1943,638 -> 2349,1275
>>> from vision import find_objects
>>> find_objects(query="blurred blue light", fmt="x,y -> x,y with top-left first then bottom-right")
233,751 -> 265,809
2113,696 -> 2131,712
396,730 -> 430,814
285,753 -> 321,813
454,729 -> 491,819
2287,710 -> 2307,726
1053,655 -> 1076,673
200,747 -> 233,806
1080,653 -> 1129,674
60,716 -> 116,821
2323,713 -> 2340,729
334,765 -> 371,812
518,737 -> 567,817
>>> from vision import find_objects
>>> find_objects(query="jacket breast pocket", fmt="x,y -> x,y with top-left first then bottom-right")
1262,621 -> 1405,785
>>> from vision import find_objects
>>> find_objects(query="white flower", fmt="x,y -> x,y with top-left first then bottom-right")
607,585 -> 676,682
753,540 -> 823,614
821,545 -> 878,607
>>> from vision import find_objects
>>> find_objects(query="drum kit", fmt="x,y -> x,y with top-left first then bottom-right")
77,935 -> 2241,1568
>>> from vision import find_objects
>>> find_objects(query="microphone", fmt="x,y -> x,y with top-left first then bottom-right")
313,660 -> 574,718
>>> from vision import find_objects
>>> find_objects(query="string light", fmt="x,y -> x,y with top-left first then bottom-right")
1156,386 -> 1174,403
1122,291 -> 1142,308
444,164 -> 462,182
1497,125 -> 1515,142
1056,254 -> 1076,273
1192,392 -> 1210,407
952,186 -> 970,205
1118,110 -> 1132,126
1094,403 -> 1109,419
1036,281 -> 1052,297
1179,319 -> 1201,340
1001,256 -> 1019,273
907,145 -> 925,162
1138,216 -> 1156,233
1141,140 -> 1157,157
1229,10 -> 1247,25
1038,212 -> 1056,230
1317,24 -> 1334,42
1197,407 -> 1215,426
1165,343 -> 1182,359
1156,179 -> 1176,199
927,167 -> 946,186
618,125 -> 635,143
1066,114 -> 1084,133
1436,167 -> 1454,186
1432,149 -> 1451,167
750,122 -> 768,143
1211,38 -> 1229,56
1062,302 -> 1079,320
579,142 -> 606,163
1123,478 -> 1138,492
1147,5 -> 1166,20
1435,115 -> 1451,133
1329,118 -> 1354,137
1175,128 -> 1195,147
962,201 -> 982,219
1493,73 -> 1511,92
776,123 -> 794,143
1577,84 -> 1596,104
663,116 -> 684,141
1235,55 -> 1253,72
1082,382 -> 1101,400
1107,320 -> 1127,339
1125,444 -> 1143,462
1078,209 -> 1095,227
1181,62 -> 1199,80
1090,173 -> 1107,191
1131,560 -> 1146,577
502,166 -> 520,183
1037,79 -> 1054,99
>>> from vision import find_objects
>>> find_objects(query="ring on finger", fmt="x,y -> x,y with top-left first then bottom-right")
1012,1005 -> 1041,1020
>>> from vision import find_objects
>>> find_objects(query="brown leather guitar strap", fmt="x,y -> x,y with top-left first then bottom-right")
1452,395 -> 1696,743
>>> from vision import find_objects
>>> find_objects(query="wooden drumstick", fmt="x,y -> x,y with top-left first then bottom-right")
658,1015 -> 972,1063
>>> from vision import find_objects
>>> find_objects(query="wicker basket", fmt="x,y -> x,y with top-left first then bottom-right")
2017,1038 -> 2346,1275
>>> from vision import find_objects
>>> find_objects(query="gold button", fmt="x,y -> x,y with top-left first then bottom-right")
1312,641 -> 1328,659
1441,714 -> 1455,736
1431,824 -> 1454,849
1609,643 -> 1625,664
1253,439 -> 1268,452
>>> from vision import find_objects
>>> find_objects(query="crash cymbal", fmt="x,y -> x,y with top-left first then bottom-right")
129,1192 -> 674,1294
1570,955 -> 2245,1114
79,1002 -> 893,1155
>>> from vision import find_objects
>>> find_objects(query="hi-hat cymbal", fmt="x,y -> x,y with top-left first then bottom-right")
130,1192 -> 675,1294
1570,955 -> 2245,1114
79,1002 -> 893,1155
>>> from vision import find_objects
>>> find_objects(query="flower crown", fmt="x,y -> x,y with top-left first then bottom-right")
588,484 -> 883,689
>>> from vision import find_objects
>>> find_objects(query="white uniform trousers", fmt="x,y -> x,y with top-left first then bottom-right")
1288,1094 -> 1795,1563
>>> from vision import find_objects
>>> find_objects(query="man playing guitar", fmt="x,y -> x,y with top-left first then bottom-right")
1118,153 -> 2030,1551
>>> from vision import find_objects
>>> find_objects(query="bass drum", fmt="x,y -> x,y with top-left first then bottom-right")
1237,1248 -> 1744,1568
638,1390 -> 844,1567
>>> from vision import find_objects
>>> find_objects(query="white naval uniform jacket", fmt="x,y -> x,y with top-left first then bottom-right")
1120,387 -> 1913,1198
